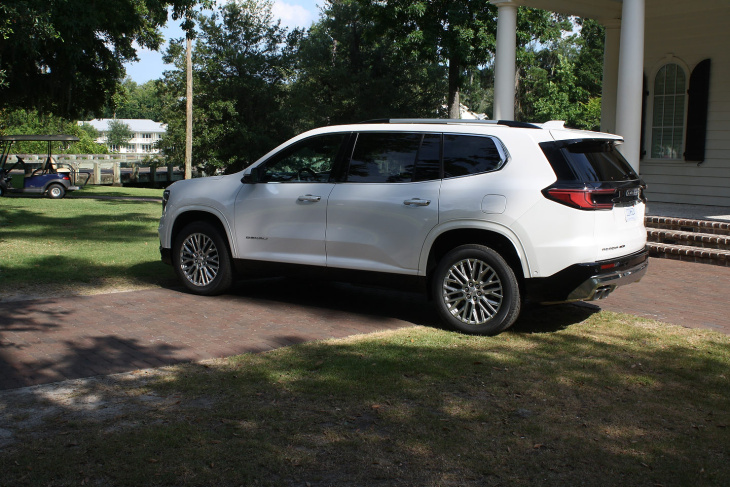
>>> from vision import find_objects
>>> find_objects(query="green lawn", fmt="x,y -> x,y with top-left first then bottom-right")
0,187 -> 172,298
1,316 -> 728,486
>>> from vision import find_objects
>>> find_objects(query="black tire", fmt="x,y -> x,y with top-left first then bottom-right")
173,221 -> 234,296
432,244 -> 521,335
0,184 -> 5,197
47,184 -> 66,199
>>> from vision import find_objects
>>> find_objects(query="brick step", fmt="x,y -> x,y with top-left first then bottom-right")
645,216 -> 730,236
647,228 -> 730,251
647,242 -> 730,267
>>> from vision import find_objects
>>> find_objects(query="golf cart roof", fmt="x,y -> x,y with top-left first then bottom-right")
0,135 -> 80,142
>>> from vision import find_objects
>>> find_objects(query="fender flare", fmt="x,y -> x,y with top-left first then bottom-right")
418,220 -> 533,278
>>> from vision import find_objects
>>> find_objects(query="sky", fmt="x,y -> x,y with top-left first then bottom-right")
124,0 -> 322,84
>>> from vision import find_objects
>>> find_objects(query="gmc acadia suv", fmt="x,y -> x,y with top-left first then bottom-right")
158,119 -> 649,335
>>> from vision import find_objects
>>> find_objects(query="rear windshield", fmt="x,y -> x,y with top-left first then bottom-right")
540,139 -> 639,182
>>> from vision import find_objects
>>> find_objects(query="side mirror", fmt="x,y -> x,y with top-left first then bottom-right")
241,166 -> 261,184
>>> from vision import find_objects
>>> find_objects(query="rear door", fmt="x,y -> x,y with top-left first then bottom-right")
326,132 -> 441,274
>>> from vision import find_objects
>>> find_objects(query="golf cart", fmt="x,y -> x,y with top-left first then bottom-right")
0,135 -> 89,199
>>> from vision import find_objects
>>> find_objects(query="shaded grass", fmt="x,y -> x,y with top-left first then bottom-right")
1,315 -> 728,486
0,190 -> 172,297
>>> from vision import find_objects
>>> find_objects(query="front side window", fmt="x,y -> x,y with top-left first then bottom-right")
443,135 -> 505,178
651,63 -> 686,159
260,134 -> 345,183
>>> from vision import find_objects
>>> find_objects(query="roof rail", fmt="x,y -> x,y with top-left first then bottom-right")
357,119 -> 541,129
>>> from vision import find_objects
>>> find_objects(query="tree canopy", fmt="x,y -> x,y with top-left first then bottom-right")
157,0 -> 297,173
0,0 -> 191,119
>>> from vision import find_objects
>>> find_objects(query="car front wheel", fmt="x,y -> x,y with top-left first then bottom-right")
173,222 -> 233,295
432,244 -> 521,335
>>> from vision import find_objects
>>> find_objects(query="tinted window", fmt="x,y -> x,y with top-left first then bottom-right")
443,135 -> 504,178
413,134 -> 441,182
261,134 -> 344,183
540,140 -> 638,182
347,133 -> 422,183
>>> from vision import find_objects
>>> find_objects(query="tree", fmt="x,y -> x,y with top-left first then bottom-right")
289,0 -> 446,130
0,108 -> 108,154
105,119 -> 134,152
515,16 -> 604,130
104,79 -> 164,121
0,0 -> 191,119
356,0 -> 498,118
158,0 -> 296,174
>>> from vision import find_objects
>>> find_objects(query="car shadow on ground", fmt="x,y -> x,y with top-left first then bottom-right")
223,276 -> 600,335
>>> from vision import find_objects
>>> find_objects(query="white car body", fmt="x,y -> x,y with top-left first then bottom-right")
159,120 -> 649,334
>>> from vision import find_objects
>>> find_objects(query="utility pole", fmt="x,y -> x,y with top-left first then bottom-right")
185,28 -> 193,180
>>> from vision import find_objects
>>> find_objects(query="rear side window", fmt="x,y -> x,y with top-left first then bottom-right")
540,139 -> 639,182
347,132 -> 441,183
443,134 -> 505,178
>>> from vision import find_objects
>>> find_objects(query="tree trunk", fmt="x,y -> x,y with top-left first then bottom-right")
448,59 -> 461,119
185,35 -> 193,180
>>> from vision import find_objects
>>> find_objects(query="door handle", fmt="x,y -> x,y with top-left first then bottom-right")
298,194 -> 321,202
403,198 -> 430,207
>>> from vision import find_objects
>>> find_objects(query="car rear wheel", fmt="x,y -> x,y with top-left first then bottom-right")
173,222 -> 233,295
432,244 -> 521,335
47,184 -> 66,199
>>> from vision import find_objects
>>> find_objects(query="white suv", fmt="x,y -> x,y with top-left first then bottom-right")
158,119 -> 648,335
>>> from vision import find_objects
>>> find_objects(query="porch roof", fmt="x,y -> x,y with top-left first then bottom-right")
493,0 -> 622,20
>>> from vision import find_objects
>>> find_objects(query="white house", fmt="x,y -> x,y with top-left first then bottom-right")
81,119 -> 166,155
489,0 -> 730,207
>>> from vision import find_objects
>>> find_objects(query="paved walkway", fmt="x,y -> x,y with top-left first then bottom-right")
1,258 -> 728,390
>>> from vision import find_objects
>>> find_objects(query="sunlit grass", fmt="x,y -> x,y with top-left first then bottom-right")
0,189 -> 171,298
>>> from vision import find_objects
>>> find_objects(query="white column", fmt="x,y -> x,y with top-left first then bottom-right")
492,0 -> 518,121
600,20 -> 621,134
615,0 -> 645,173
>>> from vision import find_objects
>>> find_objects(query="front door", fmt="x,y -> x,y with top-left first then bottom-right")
233,133 -> 347,266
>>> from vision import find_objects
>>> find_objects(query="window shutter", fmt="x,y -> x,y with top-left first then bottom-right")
684,59 -> 711,162
640,75 -> 648,160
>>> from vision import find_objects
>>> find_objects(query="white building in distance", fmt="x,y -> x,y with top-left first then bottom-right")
80,119 -> 166,154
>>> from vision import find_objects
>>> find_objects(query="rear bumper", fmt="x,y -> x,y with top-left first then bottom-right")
526,249 -> 649,304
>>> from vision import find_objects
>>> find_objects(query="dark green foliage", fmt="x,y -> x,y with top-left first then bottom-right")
289,0 -> 446,131
157,0 -> 297,174
105,79 -> 164,121
105,119 -> 135,151
515,16 -> 605,130
0,0 -> 200,119
355,0 -> 497,117
0,108 -> 107,154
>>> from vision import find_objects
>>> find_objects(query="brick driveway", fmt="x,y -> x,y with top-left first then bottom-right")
1,257 -> 728,390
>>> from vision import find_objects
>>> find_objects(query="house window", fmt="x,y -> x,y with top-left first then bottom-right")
651,63 -> 686,159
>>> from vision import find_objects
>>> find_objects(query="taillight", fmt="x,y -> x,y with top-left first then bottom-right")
542,186 -> 616,210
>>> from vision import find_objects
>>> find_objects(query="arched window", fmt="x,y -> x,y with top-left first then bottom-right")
651,63 -> 687,159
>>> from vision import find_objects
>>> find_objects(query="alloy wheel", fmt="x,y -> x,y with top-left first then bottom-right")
441,258 -> 504,326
